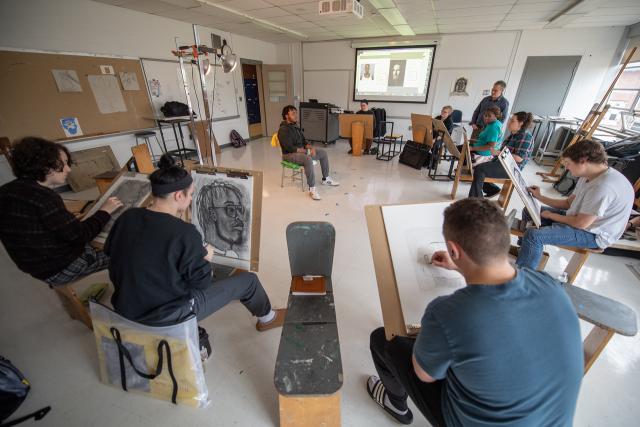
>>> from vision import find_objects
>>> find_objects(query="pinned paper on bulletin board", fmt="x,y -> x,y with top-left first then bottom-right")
60,117 -> 83,137
119,71 -> 140,91
88,75 -> 127,114
51,69 -> 82,93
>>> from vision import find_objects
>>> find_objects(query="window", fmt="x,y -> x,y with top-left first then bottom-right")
601,62 -> 640,133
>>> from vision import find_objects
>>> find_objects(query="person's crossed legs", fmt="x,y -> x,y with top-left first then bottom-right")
45,244 -> 110,287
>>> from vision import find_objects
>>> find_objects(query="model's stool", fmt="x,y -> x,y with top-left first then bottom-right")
281,161 -> 305,191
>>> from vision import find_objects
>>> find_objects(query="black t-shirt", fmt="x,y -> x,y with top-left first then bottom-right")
104,208 -> 211,321
435,115 -> 454,134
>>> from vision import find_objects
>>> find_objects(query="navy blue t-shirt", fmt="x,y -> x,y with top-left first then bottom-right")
414,268 -> 583,427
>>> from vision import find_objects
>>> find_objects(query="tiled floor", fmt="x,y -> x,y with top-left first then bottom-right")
1,138 -> 639,426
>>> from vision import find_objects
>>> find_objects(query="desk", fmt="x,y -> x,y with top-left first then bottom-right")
534,117 -> 581,165
146,116 -> 198,165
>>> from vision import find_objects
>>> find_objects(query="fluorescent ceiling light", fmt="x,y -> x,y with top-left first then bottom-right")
379,8 -> 408,26
369,0 -> 396,7
545,0 -> 599,29
394,25 -> 415,36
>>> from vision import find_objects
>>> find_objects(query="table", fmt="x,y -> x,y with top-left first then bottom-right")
146,116 -> 198,165
534,117 -> 581,165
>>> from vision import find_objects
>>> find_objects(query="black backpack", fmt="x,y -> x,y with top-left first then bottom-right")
0,356 -> 50,425
553,169 -> 578,196
229,130 -> 246,148
399,141 -> 433,169
160,101 -> 192,118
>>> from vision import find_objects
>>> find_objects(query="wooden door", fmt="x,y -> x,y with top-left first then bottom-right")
262,64 -> 294,136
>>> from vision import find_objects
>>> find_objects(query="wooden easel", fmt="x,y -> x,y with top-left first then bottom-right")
538,47 -> 637,181
339,114 -> 374,156
450,139 -> 514,211
410,113 -> 434,147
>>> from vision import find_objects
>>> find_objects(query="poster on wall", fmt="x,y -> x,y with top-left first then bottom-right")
119,71 -> 140,91
60,117 -> 83,137
88,74 -> 127,114
52,69 -> 82,93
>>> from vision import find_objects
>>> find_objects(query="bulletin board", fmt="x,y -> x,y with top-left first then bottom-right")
0,50 -> 155,142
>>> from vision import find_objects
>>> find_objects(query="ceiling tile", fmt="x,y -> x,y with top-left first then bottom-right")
225,0 -> 272,11
247,6 -> 291,18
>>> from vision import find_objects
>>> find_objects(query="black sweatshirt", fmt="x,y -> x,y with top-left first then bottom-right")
278,120 -> 306,154
104,208 -> 212,322
0,178 -> 110,280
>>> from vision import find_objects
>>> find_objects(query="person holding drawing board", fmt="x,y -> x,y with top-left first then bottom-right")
468,111 -> 534,198
278,105 -> 340,201
105,154 -> 285,332
516,140 -> 634,270
469,80 -> 509,139
367,198 -> 583,426
468,106 -> 503,165
0,137 -> 123,286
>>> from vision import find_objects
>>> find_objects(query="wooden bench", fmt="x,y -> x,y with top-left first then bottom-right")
564,284 -> 638,373
53,280 -> 96,329
275,222 -> 342,427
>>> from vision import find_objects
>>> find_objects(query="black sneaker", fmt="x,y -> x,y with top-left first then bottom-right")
198,326 -> 212,363
483,187 -> 501,198
348,149 -> 353,154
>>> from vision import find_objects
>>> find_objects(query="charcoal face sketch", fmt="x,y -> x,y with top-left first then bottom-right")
84,174 -> 151,244
191,172 -> 253,267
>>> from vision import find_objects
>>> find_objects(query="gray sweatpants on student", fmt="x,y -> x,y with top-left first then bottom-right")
282,149 -> 330,187
191,272 -> 271,321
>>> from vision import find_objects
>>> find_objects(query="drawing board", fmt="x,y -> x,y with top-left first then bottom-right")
83,173 -> 151,244
381,202 -> 465,326
190,166 -> 263,271
498,148 -> 542,227
432,118 -> 460,157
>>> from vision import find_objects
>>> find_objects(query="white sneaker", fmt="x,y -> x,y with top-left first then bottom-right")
309,187 -> 321,200
321,176 -> 340,186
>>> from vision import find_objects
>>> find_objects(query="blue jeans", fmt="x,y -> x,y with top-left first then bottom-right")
516,207 -> 599,270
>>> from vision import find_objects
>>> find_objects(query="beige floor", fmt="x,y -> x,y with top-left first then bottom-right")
1,137 -> 639,426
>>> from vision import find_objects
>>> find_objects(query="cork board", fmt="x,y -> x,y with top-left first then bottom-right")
0,50 -> 155,142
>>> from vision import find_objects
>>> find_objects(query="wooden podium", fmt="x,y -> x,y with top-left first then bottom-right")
339,114 -> 374,156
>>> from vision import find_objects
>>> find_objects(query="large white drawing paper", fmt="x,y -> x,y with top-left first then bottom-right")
84,173 -> 151,244
88,74 -> 127,114
498,148 -> 542,227
382,202 -> 466,325
51,69 -> 82,92
191,171 -> 253,270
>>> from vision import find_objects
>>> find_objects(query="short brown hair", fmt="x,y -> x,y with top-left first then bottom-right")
484,105 -> 503,121
561,139 -> 607,165
443,199 -> 510,265
494,80 -> 506,89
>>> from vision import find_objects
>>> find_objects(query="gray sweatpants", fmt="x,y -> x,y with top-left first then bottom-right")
282,149 -> 330,188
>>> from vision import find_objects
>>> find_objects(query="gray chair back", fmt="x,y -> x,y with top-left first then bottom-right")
286,222 -> 335,278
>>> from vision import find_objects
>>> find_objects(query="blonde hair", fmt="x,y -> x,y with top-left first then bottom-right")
442,105 -> 453,113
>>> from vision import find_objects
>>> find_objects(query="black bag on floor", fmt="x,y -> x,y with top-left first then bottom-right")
399,141 -> 432,169
553,169 -> 577,196
0,355 -> 50,426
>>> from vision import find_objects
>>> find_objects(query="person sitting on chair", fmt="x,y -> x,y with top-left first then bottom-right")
516,139 -> 634,270
468,106 -> 503,166
278,105 -> 340,201
435,105 -> 454,134
349,99 -> 376,155
105,154 -> 285,330
0,137 -> 122,286
470,80 -> 509,139
367,198 -> 583,426
468,111 -> 534,198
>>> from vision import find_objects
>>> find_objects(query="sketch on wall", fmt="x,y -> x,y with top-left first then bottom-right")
88,75 -> 127,114
191,171 -> 254,269
84,173 -> 151,244
498,148 -> 542,227
451,77 -> 469,96
119,71 -> 140,91
52,69 -> 82,92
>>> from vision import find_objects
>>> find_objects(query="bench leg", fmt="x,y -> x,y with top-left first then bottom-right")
497,181 -> 514,211
583,325 -> 615,374
279,392 -> 340,427
563,252 -> 590,285
53,285 -> 93,330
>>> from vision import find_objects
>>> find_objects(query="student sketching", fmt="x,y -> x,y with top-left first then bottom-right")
367,198 -> 583,426
468,106 -> 503,166
348,99 -> 375,155
470,80 -> 509,139
278,105 -> 340,201
435,105 -> 454,135
468,111 -> 534,198
0,137 -> 122,286
516,139 -> 634,270
105,154 -> 285,331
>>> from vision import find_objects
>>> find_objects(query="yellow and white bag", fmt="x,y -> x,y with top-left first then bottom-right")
90,301 -> 209,408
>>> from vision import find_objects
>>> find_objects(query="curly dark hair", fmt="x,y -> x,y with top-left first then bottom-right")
281,105 -> 297,120
11,137 -> 71,182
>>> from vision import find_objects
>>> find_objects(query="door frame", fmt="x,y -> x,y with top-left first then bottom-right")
512,55 -> 581,116
240,58 -> 267,139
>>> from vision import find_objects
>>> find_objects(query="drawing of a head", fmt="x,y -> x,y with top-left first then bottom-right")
392,64 -> 401,79
196,181 -> 247,250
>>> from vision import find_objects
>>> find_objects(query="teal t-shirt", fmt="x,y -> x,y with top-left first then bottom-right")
414,268 -> 583,427
473,120 -> 502,156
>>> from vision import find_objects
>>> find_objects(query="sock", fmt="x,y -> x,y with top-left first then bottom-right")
258,310 -> 276,324
310,186 -> 316,192
367,377 -> 408,415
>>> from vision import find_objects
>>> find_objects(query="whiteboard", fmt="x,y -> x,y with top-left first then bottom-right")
304,70 -> 350,109
140,58 -> 239,121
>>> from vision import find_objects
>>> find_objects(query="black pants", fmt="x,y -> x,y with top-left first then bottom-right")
192,272 -> 271,321
468,158 -> 509,198
370,327 -> 446,426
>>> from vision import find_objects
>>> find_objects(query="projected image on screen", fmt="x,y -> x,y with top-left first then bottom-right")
354,46 -> 436,103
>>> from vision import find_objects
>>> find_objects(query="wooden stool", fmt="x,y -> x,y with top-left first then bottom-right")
53,282 -> 93,330
564,284 -> 637,374
351,121 -> 365,156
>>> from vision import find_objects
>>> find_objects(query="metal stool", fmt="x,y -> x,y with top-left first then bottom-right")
134,131 -> 163,162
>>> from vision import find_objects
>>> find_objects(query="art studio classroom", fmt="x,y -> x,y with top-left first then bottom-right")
2,0 -> 640,426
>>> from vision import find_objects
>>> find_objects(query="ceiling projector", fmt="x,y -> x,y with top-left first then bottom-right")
318,0 -> 364,18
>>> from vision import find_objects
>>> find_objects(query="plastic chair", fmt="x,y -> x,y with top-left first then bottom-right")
286,222 -> 335,279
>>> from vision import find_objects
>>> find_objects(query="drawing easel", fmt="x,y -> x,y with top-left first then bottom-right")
410,113 -> 434,146
538,47 -> 637,182
450,138 -> 514,211
339,114 -> 373,156
191,165 -> 263,272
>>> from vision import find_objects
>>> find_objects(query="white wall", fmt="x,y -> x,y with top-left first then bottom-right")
280,27 -> 626,141
0,0 -> 283,165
